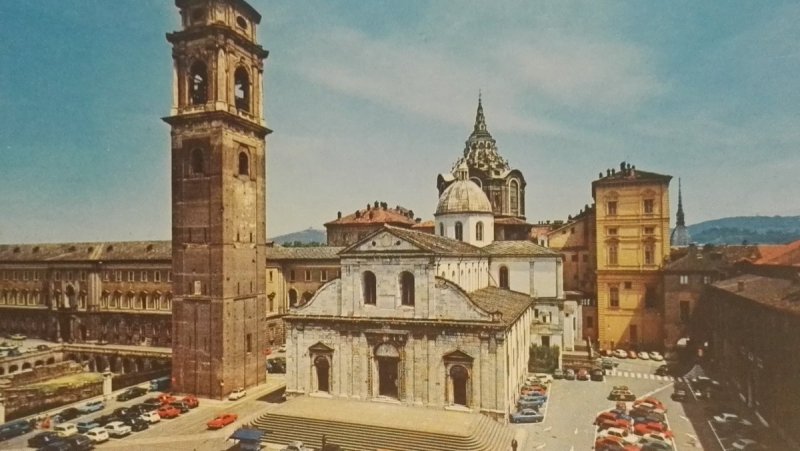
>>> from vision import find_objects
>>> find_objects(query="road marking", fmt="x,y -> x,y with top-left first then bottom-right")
680,415 -> 689,422
707,419 -> 727,451
574,427 -> 578,435
535,443 -> 546,449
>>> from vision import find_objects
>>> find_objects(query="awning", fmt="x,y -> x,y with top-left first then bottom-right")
229,428 -> 264,442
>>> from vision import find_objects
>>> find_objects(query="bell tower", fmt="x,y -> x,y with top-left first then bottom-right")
164,0 -> 270,399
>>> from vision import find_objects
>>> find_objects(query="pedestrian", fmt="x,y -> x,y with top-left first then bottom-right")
511,438 -> 518,451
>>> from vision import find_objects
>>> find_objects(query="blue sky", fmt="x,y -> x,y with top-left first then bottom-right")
1,1 -> 799,243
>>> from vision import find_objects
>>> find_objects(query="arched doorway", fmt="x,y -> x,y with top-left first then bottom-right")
450,365 -> 469,406
314,356 -> 330,392
375,343 -> 400,399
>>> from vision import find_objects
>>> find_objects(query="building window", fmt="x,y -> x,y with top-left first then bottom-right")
22,271 -> 29,281
571,254 -> 578,262
141,271 -> 148,282
288,289 -> 298,307
455,222 -> 463,241
189,61 -> 208,105
246,333 -> 252,353
607,201 -> 617,216
191,148 -> 204,175
644,226 -> 654,235
234,67 -> 251,111
679,275 -> 689,285
154,271 -> 161,282
586,316 -> 594,328
123,293 -> 133,309
115,270 -> 122,282
509,179 -> 520,216
644,199 -> 654,214
609,287 -> 619,308
304,270 -> 312,282
363,271 -> 377,305
679,301 -> 691,323
54,271 -> 60,281
624,281 -> 632,289
703,276 -> 711,284
167,271 -> 173,282
289,270 -> 295,282
400,271 -> 415,306
608,228 -> 617,236
644,285 -> 657,308
127,271 -> 135,282
33,271 -> 40,281
269,270 -> 273,282
320,270 -> 328,282
66,271 -> 73,281
100,292 -> 109,308
103,271 -> 110,282
644,243 -> 655,265
439,222 -> 444,236
608,244 -> 618,265
476,221 -> 484,241
135,293 -> 145,309
238,151 -> 250,176
80,271 -> 87,281
499,266 -> 509,289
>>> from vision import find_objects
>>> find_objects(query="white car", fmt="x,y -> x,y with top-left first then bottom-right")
228,387 -> 247,400
529,373 -> 553,384
613,349 -> 628,359
278,344 -> 287,353
85,427 -> 110,443
599,427 -> 638,445
637,351 -> 650,360
53,423 -> 78,438
639,432 -> 671,445
649,351 -> 664,361
104,421 -> 132,438
140,411 -> 161,423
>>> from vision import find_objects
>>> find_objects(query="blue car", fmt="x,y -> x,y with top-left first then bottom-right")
510,408 -> 544,423
79,400 -> 105,414
76,420 -> 100,433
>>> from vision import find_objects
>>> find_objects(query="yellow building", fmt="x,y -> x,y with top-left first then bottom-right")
593,162 -> 671,351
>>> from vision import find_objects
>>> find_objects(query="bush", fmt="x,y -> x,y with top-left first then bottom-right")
529,345 -> 560,373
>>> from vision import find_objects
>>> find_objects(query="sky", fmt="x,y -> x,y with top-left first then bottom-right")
1,1 -> 799,244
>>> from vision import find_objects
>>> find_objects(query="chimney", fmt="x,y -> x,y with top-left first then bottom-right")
415,218 -> 421,223
737,281 -> 745,292
367,203 -> 371,210
337,211 -> 342,219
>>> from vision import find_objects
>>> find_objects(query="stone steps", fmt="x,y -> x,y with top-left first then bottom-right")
251,408 -> 514,451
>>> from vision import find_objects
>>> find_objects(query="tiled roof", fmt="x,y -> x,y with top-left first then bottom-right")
592,163 -> 671,188
469,287 -> 534,327
665,245 -> 760,272
266,246 -> 345,260
752,240 -> 800,267
713,274 -> 800,316
0,241 -> 171,262
483,240 -> 559,256
325,205 -> 416,226
411,220 -> 434,230
351,225 -> 484,256
494,217 -> 532,226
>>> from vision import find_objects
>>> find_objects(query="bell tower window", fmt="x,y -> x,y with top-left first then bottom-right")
455,222 -> 463,241
238,151 -> 249,176
234,67 -> 250,112
190,149 -> 204,175
189,61 -> 208,105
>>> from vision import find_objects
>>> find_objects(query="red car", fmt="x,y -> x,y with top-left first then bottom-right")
206,413 -> 238,430
520,386 -> 547,396
634,422 -> 673,438
576,368 -> 590,380
598,418 -> 632,431
158,393 -> 177,405
182,395 -> 199,408
157,405 -> 181,419
594,437 -> 640,451
634,397 -> 666,411
627,350 -> 638,359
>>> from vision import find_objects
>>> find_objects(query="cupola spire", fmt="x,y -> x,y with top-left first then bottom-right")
676,178 -> 686,227
473,91 -> 488,135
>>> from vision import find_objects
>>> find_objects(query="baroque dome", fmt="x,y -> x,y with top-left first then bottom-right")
436,163 -> 492,215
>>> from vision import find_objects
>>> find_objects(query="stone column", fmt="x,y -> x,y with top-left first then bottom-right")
102,371 -> 113,398
0,394 -> 5,424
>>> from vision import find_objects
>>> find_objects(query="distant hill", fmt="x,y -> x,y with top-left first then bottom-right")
687,216 -> 800,245
269,228 -> 326,246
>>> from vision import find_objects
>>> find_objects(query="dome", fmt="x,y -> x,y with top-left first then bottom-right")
436,179 -> 492,215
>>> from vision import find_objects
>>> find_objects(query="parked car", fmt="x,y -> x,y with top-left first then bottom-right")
113,407 -> 132,418
671,389 -> 688,402
627,350 -> 638,359
122,415 -> 149,432
228,387 -> 247,400
53,422 -> 79,438
63,433 -> 95,450
576,368 -> 590,381
79,400 -> 105,414
564,368 -> 576,380
591,368 -> 605,381
614,349 -> 628,359
142,397 -> 163,411
0,419 -> 34,441
553,368 -> 564,379
601,358 -> 616,370
9,333 -> 26,340
40,441 -> 72,451
207,413 -> 239,429
58,407 -> 83,422
140,411 -> 161,424
599,427 -> 639,445
157,393 -> 177,405
609,390 -> 636,401
93,414 -> 118,427
182,395 -> 199,408
601,349 -> 613,357
635,422 -> 673,437
531,373 -> 554,384
634,397 -> 667,411
595,437 -> 640,451
639,432 -> 672,446
655,365 -> 671,376
649,351 -> 664,361
117,386 -> 148,401
104,421 -> 132,438
76,420 -> 101,434
36,344 -> 51,351
27,431 -> 61,448
598,418 -> 632,431
640,441 -> 674,451
631,411 -> 666,424
85,427 -> 110,443
637,351 -> 650,360
510,408 -> 544,423
517,398 -> 545,409
157,406 -> 181,419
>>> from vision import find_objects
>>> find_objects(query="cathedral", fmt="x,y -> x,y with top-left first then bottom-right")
284,104 -> 568,422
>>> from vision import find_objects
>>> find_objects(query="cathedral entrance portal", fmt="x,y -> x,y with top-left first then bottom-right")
450,365 -> 469,406
314,356 -> 330,392
378,358 -> 399,398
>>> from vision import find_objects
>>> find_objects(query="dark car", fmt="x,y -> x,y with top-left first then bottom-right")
170,401 -> 190,414
0,419 -> 34,441
671,389 -> 688,402
122,415 -> 149,432
36,344 -> 51,351
113,407 -> 132,418
590,368 -> 605,381
40,441 -> 72,451
655,365 -> 671,376
266,358 -> 286,373
116,387 -> 148,402
564,368 -> 576,380
142,397 -> 163,411
93,414 -> 119,427
58,407 -> 83,422
62,434 -> 94,451
27,431 -> 61,448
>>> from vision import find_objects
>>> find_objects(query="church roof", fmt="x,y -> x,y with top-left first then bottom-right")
357,225 -> 484,256
483,240 -> 559,257
664,245 -> 760,272
266,246 -> 345,261
469,287 -> 534,327
0,241 -> 171,262
435,179 -> 493,215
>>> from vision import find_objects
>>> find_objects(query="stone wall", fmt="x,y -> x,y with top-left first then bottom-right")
1,362 -> 102,420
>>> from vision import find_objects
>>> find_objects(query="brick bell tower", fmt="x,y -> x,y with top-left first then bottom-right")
164,0 -> 269,399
